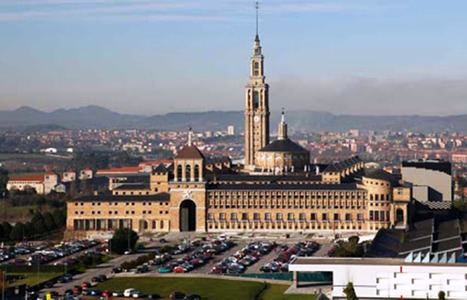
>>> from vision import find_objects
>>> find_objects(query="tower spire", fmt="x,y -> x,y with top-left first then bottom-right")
278,108 -> 288,140
188,127 -> 193,146
255,1 -> 259,39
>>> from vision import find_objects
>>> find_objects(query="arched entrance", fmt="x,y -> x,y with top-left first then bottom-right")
180,199 -> 196,232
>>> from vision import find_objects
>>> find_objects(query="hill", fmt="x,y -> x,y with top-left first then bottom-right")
0,106 -> 465,132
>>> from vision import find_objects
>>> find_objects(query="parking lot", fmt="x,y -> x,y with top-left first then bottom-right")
1,240 -> 102,267
27,232 -> 336,299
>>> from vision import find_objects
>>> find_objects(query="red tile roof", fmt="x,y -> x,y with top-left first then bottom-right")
9,174 -> 44,182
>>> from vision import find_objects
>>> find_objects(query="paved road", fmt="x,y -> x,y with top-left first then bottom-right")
47,244 -> 102,266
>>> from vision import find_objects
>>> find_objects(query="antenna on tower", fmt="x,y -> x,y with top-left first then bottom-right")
255,1 -> 259,38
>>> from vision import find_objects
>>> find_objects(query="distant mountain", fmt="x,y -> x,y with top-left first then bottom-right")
0,106 -> 465,133
0,105 -> 144,128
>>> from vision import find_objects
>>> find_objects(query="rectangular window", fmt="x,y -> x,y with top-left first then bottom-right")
265,213 -> 271,221
310,213 -> 316,221
242,213 -> 248,220
334,213 -> 339,221
253,213 -> 260,221
322,213 -> 328,221
231,213 -> 237,221
288,213 -> 294,221
299,213 -> 306,221
207,213 -> 214,220
219,213 -> 225,220
276,213 -> 283,221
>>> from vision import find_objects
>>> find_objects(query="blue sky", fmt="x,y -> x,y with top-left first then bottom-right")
0,0 -> 467,115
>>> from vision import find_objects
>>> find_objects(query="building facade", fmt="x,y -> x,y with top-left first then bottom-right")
65,16 -> 412,239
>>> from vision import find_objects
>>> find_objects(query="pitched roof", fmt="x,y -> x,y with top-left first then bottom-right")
9,173 -> 44,182
176,145 -> 205,159
363,168 -> 398,183
259,138 -> 308,153
153,164 -> 168,173
324,156 -> 361,172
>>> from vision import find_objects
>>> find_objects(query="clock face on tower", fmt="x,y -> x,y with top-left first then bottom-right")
254,115 -> 260,123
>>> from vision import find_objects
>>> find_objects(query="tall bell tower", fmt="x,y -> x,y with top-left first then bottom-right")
244,1 -> 270,168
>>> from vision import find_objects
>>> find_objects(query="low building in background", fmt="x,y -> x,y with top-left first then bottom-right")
289,256 -> 467,299
7,172 -> 58,194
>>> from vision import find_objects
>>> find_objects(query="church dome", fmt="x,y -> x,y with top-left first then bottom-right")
258,138 -> 308,153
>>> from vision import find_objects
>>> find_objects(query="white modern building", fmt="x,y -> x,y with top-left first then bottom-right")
289,256 -> 467,299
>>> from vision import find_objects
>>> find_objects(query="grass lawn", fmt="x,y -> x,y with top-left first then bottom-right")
99,277 -> 316,300
260,284 -> 317,300
8,272 -> 62,287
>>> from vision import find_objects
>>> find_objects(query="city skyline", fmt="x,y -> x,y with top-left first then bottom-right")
1,0 -> 467,115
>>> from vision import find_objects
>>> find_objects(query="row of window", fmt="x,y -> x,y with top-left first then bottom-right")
369,210 -> 390,221
114,191 -> 150,195
369,194 -> 391,201
209,191 -> 364,198
73,219 -> 167,231
207,212 -> 365,222
74,202 -> 169,206
208,200 -> 366,210
208,222 -> 363,231
74,210 -> 169,215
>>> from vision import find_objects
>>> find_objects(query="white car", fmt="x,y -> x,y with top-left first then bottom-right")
123,288 -> 137,297
132,291 -> 145,298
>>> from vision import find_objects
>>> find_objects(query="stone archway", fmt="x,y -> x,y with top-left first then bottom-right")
179,199 -> 196,232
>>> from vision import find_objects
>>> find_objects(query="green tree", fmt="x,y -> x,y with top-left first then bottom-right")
43,212 -> 57,231
24,222 -> 35,239
343,282 -> 358,300
52,209 -> 66,227
31,212 -> 47,235
110,228 -> 139,254
0,167 -> 8,197
453,199 -> 467,213
1,222 -> 12,241
438,291 -> 446,300
10,222 -> 25,241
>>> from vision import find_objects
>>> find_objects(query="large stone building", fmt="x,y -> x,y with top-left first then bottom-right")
65,15 -> 412,239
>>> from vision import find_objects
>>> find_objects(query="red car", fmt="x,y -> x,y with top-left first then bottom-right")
101,290 -> 111,297
173,266 -> 186,273
81,281 -> 90,289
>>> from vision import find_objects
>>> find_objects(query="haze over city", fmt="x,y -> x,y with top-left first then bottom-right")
1,0 -> 467,115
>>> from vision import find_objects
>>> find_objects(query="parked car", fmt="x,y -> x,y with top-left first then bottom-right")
124,288 -> 138,297
170,291 -> 186,300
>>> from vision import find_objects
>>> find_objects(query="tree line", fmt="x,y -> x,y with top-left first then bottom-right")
0,209 -> 66,242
